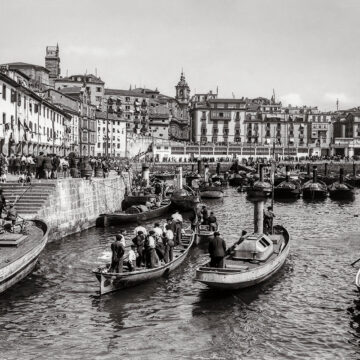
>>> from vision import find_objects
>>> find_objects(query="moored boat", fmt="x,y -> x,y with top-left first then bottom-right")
170,189 -> 200,210
97,200 -> 171,226
274,166 -> 301,199
93,229 -> 196,295
0,220 -> 49,294
328,168 -> 354,200
199,185 -> 224,199
122,194 -> 156,211
302,166 -> 327,200
195,225 -> 290,290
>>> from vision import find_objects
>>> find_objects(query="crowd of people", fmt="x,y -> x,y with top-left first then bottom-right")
109,213 -> 183,273
0,152 -> 131,182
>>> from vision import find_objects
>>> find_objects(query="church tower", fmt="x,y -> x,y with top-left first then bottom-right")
175,70 -> 190,105
45,44 -> 61,84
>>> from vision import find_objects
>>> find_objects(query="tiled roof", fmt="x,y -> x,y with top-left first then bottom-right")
209,98 -> 247,103
95,110 -> 127,121
56,74 -> 104,84
105,88 -> 150,97
2,62 -> 49,73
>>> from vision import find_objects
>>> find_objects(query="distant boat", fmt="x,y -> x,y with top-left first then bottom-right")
195,225 -> 290,290
328,168 -> 354,200
199,185 -> 224,199
302,166 -> 327,199
170,189 -> 200,211
346,164 -> 360,187
93,229 -> 196,295
274,166 -> 301,199
0,220 -> 49,294
97,200 -> 172,226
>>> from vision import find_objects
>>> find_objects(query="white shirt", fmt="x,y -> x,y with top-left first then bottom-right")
165,229 -> 174,240
148,236 -> 156,248
153,227 -> 163,237
128,249 -> 136,262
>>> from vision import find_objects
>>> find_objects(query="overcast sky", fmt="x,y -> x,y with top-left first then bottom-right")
1,0 -> 359,110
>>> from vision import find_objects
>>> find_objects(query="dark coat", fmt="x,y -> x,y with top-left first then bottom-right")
36,155 -> 44,168
42,156 -> 53,170
111,240 -> 125,262
52,156 -> 60,170
208,236 -> 226,258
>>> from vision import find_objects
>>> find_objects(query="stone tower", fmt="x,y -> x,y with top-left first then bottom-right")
175,70 -> 190,105
45,44 -> 60,83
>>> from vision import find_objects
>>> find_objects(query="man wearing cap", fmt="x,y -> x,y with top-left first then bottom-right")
208,231 -> 227,268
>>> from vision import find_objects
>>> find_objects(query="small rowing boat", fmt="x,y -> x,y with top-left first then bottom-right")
93,229 -> 196,295
0,220 -> 49,294
196,224 -> 215,246
97,200 -> 171,226
195,225 -> 290,290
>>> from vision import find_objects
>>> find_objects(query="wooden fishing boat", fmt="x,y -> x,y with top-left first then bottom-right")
98,200 -> 171,226
195,225 -> 290,290
122,194 -> 156,211
0,220 -> 49,294
274,181 -> 301,199
247,181 -> 272,198
328,169 -> 354,200
196,224 -> 215,246
170,189 -> 200,211
93,229 -> 196,295
199,185 -> 224,199
302,166 -> 327,200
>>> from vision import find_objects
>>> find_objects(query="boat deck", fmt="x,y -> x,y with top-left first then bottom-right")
202,234 -> 285,272
0,224 -> 44,270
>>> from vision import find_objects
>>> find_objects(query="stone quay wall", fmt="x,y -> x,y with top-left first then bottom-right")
36,173 -> 131,241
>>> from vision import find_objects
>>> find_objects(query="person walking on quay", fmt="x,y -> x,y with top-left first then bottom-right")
42,154 -> 53,179
52,154 -> 60,179
110,234 -> 125,273
0,189 -> 6,218
14,155 -> 21,175
35,152 -> 44,179
208,231 -> 226,268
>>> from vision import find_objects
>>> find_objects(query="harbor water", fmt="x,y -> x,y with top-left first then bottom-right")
1,188 -> 360,359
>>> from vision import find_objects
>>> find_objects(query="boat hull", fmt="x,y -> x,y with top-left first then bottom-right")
356,268 -> 360,290
199,187 -> 224,199
0,220 -> 49,294
100,202 -> 171,225
93,231 -> 196,295
171,197 -> 199,211
195,226 -> 290,290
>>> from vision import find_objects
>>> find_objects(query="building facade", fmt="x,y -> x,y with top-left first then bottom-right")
0,68 -> 70,156
95,110 -> 127,157
55,74 -> 105,108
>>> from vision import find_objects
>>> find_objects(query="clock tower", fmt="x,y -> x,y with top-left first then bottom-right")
175,70 -> 190,105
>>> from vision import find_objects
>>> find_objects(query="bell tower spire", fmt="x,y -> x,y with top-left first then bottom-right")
175,70 -> 190,105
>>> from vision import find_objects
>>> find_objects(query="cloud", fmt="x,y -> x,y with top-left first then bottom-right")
323,92 -> 351,104
63,46 -> 128,58
279,93 -> 303,106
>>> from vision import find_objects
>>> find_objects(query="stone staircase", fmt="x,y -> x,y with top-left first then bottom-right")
0,182 -> 57,218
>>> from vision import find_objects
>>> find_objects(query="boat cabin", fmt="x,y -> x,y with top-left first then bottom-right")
232,233 -> 274,261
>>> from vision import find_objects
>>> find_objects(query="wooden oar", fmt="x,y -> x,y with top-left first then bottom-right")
351,257 -> 360,267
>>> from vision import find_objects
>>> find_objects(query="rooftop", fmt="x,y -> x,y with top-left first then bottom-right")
2,62 -> 50,73
56,74 -> 104,84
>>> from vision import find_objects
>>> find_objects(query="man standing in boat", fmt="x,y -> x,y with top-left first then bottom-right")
110,234 -> 125,273
208,231 -> 226,268
264,206 -> 275,234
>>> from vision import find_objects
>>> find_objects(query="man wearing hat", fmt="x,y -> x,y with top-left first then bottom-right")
208,231 -> 226,268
